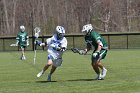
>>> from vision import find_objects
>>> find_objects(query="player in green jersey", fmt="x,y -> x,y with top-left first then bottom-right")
79,24 -> 108,80
16,25 -> 29,60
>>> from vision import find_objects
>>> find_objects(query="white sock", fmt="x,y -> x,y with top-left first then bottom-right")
103,67 -> 106,70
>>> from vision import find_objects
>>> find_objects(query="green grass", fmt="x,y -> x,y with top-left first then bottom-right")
0,50 -> 140,93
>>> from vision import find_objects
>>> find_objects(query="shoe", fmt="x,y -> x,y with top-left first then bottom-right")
37,70 -> 44,78
20,56 -> 26,60
95,74 -> 103,80
101,68 -> 107,78
20,56 -> 23,60
47,74 -> 51,81
22,56 -> 26,60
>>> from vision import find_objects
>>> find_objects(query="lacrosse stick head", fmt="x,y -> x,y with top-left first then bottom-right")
71,48 -> 79,53
34,27 -> 41,38
10,44 -> 18,47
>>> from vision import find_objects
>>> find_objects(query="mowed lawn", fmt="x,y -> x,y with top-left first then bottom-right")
0,50 -> 140,93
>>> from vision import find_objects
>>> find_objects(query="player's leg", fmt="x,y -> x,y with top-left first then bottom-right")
47,65 -> 57,81
47,58 -> 63,81
98,50 -> 108,78
91,51 -> 103,80
91,61 -> 102,80
37,59 -> 52,77
97,61 -> 107,78
20,46 -> 26,60
37,55 -> 53,77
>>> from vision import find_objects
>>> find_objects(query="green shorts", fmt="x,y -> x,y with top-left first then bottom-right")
19,45 -> 26,49
91,49 -> 108,62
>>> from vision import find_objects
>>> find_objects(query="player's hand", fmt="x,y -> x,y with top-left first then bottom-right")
92,51 -> 100,58
35,40 -> 41,46
16,42 -> 19,46
56,47 -> 61,51
27,43 -> 29,46
15,43 -> 18,46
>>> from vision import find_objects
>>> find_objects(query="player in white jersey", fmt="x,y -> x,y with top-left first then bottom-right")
36,26 -> 67,81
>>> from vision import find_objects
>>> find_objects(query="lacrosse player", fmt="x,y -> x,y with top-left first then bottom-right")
16,25 -> 29,60
78,24 -> 108,80
36,26 -> 67,81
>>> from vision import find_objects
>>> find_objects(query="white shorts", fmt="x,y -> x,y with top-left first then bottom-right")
48,55 -> 63,67
53,58 -> 63,67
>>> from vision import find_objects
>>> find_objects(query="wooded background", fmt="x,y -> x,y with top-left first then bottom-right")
0,0 -> 140,36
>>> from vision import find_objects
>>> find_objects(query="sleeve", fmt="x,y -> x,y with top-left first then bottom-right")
26,32 -> 29,40
16,33 -> 19,44
61,38 -> 67,48
26,33 -> 29,45
93,32 -> 103,47
46,38 -> 52,46
16,33 -> 19,40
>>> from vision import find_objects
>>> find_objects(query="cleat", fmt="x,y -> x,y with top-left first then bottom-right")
95,74 -> 103,80
20,56 -> 26,60
22,56 -> 26,60
37,70 -> 44,78
47,74 -> 51,81
101,68 -> 107,78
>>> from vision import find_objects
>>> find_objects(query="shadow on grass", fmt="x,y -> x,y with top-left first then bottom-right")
67,78 -> 104,81
36,81 -> 57,83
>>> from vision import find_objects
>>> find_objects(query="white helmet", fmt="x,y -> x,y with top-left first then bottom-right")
56,26 -> 65,39
20,25 -> 25,32
56,26 -> 65,34
82,24 -> 93,33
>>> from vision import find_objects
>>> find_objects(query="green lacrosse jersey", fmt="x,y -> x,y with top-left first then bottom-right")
85,30 -> 108,50
16,31 -> 29,46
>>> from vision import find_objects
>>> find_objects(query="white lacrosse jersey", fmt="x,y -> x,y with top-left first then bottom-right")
46,34 -> 67,59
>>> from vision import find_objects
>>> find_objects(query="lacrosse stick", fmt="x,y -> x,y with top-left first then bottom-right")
33,27 -> 41,64
71,48 -> 80,53
10,43 -> 18,47
71,48 -> 88,55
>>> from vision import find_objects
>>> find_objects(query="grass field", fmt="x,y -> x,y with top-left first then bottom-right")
0,50 -> 140,93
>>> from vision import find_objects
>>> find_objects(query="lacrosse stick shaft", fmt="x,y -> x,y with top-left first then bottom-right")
33,27 -> 40,64
34,50 -> 36,64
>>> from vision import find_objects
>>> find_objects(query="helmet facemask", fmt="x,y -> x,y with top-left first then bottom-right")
57,32 -> 64,39
56,26 -> 65,40
82,24 -> 93,35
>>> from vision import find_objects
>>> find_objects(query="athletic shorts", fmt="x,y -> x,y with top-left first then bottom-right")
91,49 -> 107,62
20,45 -> 26,49
48,55 -> 63,67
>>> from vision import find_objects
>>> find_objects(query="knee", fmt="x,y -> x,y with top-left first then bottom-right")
91,61 -> 98,66
46,64 -> 51,67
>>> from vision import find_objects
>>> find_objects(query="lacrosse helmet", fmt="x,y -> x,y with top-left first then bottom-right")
82,24 -> 93,35
56,26 -> 65,39
20,25 -> 25,32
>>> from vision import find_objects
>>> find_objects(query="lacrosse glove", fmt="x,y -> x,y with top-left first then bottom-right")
92,51 -> 100,59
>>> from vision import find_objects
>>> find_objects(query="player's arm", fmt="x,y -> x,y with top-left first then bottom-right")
96,40 -> 103,52
85,43 -> 92,52
35,40 -> 47,46
16,34 -> 19,45
26,34 -> 29,46
58,38 -> 67,52
78,43 -> 91,55
92,40 -> 103,58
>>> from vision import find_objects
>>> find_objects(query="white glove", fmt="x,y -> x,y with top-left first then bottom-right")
92,52 -> 100,58
16,41 -> 19,46
27,41 -> 29,46
40,43 -> 45,46
35,33 -> 39,38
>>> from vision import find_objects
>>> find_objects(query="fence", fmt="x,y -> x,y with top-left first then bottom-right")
0,32 -> 140,51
